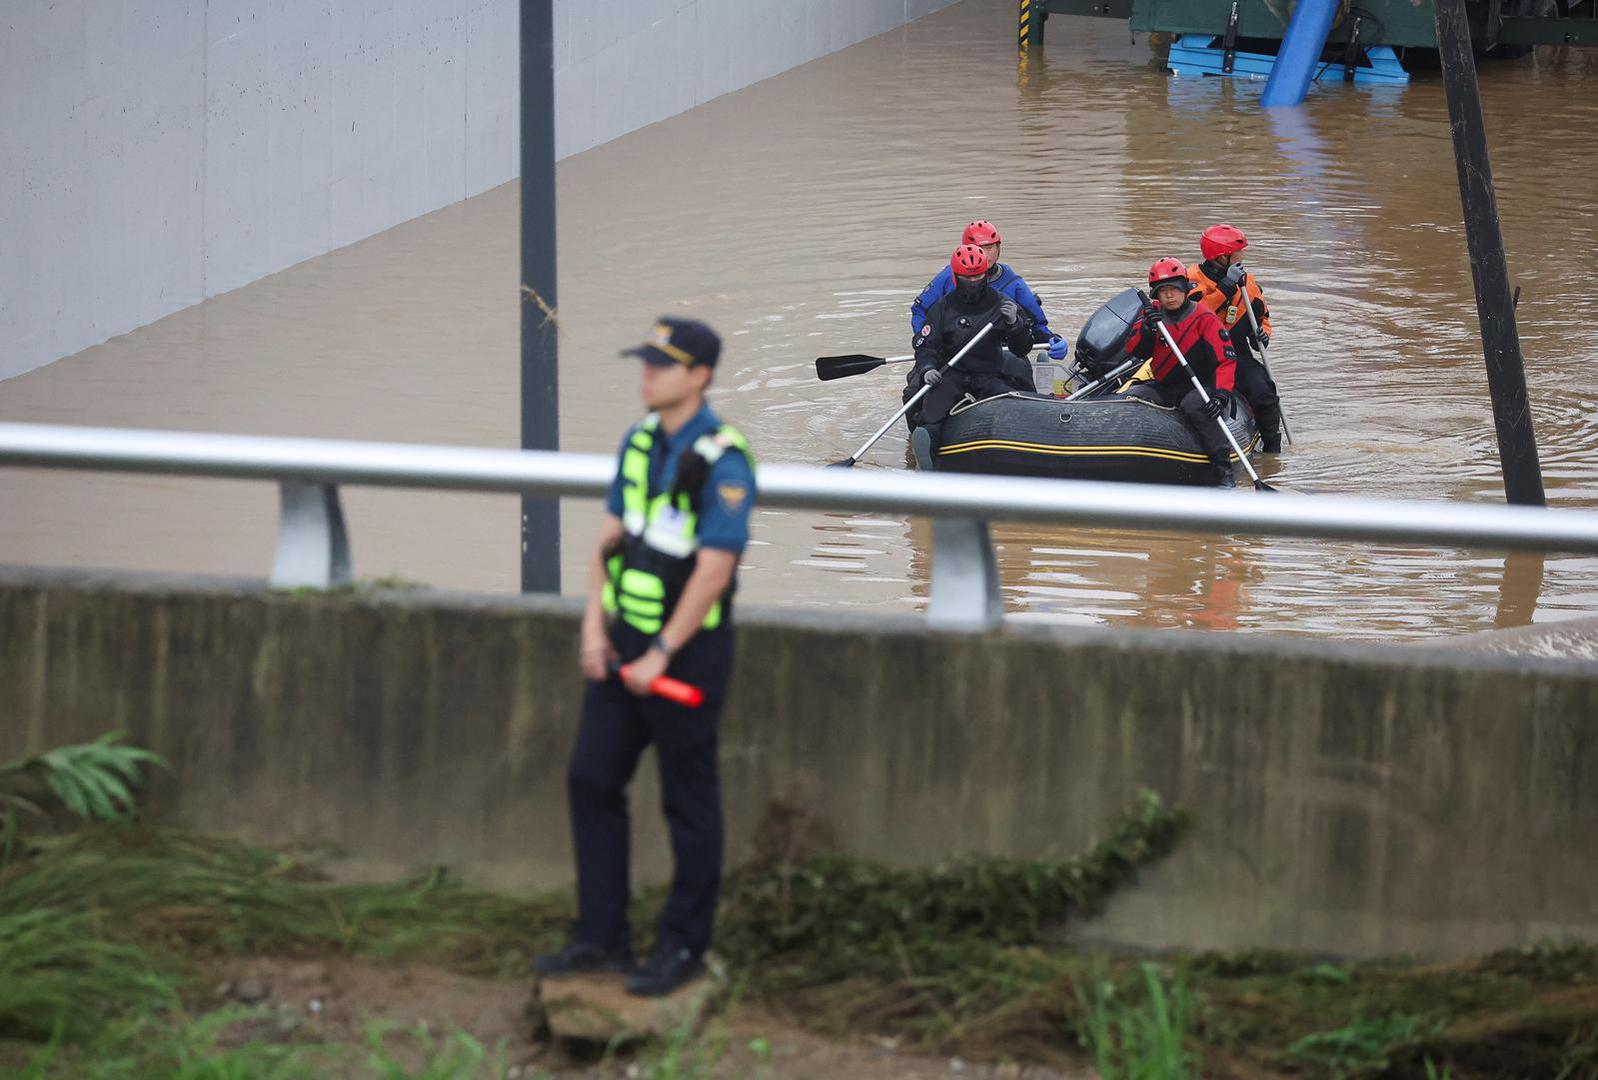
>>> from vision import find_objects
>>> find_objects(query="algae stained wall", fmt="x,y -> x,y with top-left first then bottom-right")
2,568 -> 1596,959
0,0 -> 958,380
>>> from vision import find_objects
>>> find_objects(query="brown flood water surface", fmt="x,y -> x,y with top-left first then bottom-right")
5,1 -> 1598,639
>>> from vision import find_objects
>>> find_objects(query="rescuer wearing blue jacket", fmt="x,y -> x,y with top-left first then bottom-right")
910,220 -> 1068,366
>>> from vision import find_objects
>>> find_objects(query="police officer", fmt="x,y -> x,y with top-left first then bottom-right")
533,317 -> 756,998
910,220 -> 1066,384
906,244 -> 1039,470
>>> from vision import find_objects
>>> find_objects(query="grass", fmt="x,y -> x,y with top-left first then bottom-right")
1078,962 -> 1198,1080
0,909 -> 177,1042
17,1008 -> 529,1079
0,828 -> 572,973
7,737 -> 1598,1078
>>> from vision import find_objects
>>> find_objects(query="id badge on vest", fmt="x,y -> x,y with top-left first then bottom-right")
656,506 -> 692,537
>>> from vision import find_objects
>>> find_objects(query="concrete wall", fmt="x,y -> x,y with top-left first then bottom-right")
0,0 -> 956,381
4,568 -> 1597,960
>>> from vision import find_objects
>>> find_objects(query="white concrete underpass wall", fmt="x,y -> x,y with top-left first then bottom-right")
0,0 -> 957,381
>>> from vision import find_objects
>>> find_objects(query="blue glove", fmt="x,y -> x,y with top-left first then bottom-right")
1046,335 -> 1068,361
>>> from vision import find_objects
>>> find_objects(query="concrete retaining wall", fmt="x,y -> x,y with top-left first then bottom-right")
1,0 -> 956,380
3,567 -> 1596,959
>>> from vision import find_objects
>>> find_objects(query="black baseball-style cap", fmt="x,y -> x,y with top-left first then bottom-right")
621,317 -> 721,369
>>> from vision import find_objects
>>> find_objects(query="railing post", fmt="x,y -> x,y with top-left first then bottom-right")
926,516 -> 1002,630
271,481 -> 352,589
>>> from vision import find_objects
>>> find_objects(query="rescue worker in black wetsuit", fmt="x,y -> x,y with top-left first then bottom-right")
904,243 -> 1038,470
533,317 -> 756,999
910,219 -> 1066,388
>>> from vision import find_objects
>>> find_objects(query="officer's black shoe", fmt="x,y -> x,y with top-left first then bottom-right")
625,946 -> 706,998
1211,462 -> 1237,489
533,940 -> 635,979
1260,433 -> 1283,454
910,426 -> 935,472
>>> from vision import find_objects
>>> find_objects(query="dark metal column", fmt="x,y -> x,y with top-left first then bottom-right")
520,0 -> 561,590
1433,0 -> 1545,506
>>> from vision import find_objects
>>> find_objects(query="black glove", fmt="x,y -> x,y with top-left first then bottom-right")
997,298 -> 1020,330
923,368 -> 944,387
1140,300 -> 1162,331
1257,329 -> 1270,350
1217,263 -> 1246,300
1203,388 -> 1232,419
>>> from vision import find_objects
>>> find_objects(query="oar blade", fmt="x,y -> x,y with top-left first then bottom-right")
815,354 -> 885,381
827,456 -> 857,469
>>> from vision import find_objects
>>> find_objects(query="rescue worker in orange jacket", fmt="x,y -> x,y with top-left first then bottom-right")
1189,224 -> 1282,453
1122,258 -> 1240,488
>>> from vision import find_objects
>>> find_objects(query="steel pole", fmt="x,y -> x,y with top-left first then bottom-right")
1432,0 -> 1545,506
520,0 -> 561,590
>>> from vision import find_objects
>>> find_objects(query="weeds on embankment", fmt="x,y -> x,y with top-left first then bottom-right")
5,736 -> 1598,1078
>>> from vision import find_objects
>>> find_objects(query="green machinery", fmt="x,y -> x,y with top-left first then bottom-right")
1018,0 -> 1598,53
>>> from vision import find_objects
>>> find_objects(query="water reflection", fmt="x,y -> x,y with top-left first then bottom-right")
4,0 -> 1598,640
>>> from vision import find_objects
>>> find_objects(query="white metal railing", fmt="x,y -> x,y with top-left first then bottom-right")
5,421 -> 1598,630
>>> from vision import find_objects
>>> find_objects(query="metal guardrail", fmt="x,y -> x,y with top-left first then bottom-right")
6,421 -> 1598,630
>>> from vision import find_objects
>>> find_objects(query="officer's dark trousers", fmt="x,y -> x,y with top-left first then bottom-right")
568,626 -> 733,959
1232,349 -> 1281,442
1124,380 -> 1233,466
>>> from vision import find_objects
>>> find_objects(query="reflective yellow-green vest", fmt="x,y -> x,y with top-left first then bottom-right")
601,414 -> 753,636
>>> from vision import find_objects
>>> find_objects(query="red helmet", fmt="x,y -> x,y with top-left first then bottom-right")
1199,224 -> 1249,261
1148,257 -> 1190,294
962,220 -> 1002,247
951,243 -> 991,278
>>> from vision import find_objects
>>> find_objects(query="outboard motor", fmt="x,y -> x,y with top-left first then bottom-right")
1072,288 -> 1145,378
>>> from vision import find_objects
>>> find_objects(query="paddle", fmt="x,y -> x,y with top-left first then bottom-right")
1139,291 -> 1276,493
829,322 -> 996,469
1238,276 -> 1294,445
816,353 -> 914,381
1065,355 -> 1142,401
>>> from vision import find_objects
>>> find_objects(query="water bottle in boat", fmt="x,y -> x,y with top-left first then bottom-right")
1031,357 -> 1065,397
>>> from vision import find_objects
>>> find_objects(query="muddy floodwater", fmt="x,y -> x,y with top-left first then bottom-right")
5,0 -> 1598,639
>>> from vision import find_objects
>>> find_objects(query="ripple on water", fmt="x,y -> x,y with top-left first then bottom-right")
4,0 -> 1598,639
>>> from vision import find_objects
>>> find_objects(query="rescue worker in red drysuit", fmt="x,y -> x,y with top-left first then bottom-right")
905,244 -> 1037,470
1189,224 -> 1282,454
1121,257 -> 1241,488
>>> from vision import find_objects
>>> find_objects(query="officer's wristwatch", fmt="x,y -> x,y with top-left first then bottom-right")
649,635 -> 675,659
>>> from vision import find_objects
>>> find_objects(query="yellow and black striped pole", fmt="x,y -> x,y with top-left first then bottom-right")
1018,0 -> 1033,57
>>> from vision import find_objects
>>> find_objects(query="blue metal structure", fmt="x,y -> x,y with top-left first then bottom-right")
1166,34 -> 1409,83
1262,0 -> 1348,104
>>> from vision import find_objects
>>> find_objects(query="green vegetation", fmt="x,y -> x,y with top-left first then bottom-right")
0,731 -> 166,868
15,1009 -> 519,1079
5,736 -> 1598,1078
1079,962 -> 1198,1080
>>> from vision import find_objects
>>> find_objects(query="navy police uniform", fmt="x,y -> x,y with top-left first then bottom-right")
562,319 -> 756,988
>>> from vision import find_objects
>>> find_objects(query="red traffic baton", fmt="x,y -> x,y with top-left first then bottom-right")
611,662 -> 705,708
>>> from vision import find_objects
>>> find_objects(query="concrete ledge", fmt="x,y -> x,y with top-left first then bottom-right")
3,566 -> 1596,960
1442,616 -> 1598,662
